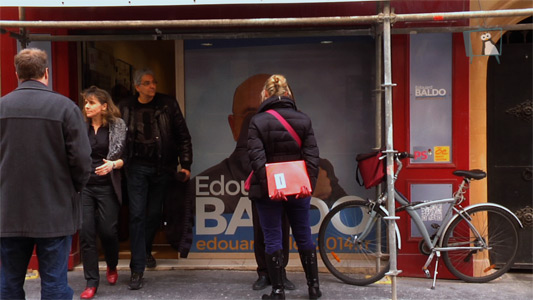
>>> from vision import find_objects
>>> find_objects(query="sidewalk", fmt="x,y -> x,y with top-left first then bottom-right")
22,258 -> 533,300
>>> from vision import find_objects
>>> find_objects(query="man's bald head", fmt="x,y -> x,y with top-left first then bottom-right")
228,74 -> 271,141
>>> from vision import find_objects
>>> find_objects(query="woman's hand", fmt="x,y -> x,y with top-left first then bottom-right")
95,159 -> 114,176
271,189 -> 287,201
296,186 -> 311,199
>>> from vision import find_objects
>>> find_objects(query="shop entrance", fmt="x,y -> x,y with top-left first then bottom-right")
81,40 -> 181,260
487,26 -> 532,269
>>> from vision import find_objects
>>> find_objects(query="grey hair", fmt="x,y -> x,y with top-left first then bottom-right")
133,68 -> 155,85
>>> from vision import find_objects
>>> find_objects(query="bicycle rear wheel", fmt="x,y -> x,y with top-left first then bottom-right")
442,205 -> 519,283
318,200 -> 390,285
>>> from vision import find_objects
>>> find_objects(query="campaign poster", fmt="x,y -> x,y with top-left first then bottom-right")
184,37 -> 377,253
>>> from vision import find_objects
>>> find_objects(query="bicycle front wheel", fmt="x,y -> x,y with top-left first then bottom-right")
318,200 -> 390,285
442,205 -> 519,283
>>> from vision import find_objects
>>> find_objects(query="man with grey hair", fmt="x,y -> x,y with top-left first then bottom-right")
119,68 -> 193,290
0,48 -> 91,299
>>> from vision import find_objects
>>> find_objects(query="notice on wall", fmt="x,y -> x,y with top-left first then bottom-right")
433,146 -> 450,162
410,183 -> 453,238
409,33 -> 453,164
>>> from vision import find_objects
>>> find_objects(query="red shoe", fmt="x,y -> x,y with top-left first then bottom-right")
80,287 -> 97,299
106,267 -> 118,285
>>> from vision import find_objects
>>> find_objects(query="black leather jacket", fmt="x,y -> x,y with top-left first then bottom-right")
120,93 -> 192,172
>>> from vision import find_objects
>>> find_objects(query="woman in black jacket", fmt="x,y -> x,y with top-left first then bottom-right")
79,86 -> 126,299
247,75 -> 321,300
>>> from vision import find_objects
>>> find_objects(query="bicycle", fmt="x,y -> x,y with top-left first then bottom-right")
318,151 -> 523,289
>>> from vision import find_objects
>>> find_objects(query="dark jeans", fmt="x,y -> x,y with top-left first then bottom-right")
0,235 -> 73,300
125,163 -> 170,272
255,196 -> 315,255
80,184 -> 120,287
252,201 -> 290,277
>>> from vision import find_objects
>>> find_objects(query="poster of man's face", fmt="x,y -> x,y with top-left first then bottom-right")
184,36 -> 377,253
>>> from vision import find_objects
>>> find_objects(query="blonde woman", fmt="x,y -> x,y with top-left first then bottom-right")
247,75 -> 321,299
79,86 -> 126,299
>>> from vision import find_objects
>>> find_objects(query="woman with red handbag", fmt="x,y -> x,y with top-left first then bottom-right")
247,75 -> 321,300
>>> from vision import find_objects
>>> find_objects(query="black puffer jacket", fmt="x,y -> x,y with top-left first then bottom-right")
247,96 -> 319,201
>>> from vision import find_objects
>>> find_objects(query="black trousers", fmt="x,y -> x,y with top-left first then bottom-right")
252,201 -> 290,277
80,184 -> 120,287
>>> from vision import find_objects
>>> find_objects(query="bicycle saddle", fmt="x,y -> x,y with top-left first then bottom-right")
453,169 -> 487,180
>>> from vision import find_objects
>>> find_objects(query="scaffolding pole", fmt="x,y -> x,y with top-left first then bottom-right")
394,8 -> 533,22
0,8 -> 532,29
382,2 -> 400,300
5,23 -> 529,43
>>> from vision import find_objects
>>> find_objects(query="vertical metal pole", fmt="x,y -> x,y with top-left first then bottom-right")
382,2 -> 400,300
374,25 -> 383,149
373,5 -> 384,272
18,7 -> 28,49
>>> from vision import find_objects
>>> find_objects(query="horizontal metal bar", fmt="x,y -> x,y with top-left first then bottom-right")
394,8 -> 533,22
0,15 -> 381,29
1,8 -> 531,30
433,246 -> 486,252
19,22 -> 533,43
410,198 -> 456,210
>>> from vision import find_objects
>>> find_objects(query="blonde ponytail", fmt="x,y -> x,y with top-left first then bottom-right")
262,74 -> 292,100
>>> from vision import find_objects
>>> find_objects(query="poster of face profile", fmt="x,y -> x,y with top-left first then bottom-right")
184,37 -> 377,253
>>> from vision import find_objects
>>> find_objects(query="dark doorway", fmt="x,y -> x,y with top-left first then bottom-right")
487,19 -> 532,269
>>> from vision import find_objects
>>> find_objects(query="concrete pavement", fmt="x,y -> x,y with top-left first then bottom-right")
21,258 -> 533,300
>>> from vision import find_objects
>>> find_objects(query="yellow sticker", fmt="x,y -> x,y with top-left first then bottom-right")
25,269 -> 39,280
434,146 -> 450,162
374,275 -> 392,284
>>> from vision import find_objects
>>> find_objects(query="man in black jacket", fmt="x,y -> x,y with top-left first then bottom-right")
119,68 -> 192,290
0,48 -> 91,299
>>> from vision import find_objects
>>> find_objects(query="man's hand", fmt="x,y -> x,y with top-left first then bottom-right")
177,169 -> 191,182
296,186 -> 311,199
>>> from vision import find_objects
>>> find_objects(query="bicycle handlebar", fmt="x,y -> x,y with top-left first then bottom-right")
396,152 -> 414,160
379,151 -> 413,160
379,151 -> 413,183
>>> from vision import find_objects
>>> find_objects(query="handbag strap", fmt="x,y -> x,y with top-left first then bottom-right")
266,109 -> 302,147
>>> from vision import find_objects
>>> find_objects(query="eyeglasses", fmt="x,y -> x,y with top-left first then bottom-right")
140,80 -> 157,86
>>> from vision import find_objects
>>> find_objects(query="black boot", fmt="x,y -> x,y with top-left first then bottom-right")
262,250 -> 285,300
282,268 -> 296,290
299,249 -> 322,299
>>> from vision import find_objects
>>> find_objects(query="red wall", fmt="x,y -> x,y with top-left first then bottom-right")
1,8 -> 18,96
0,8 -> 76,97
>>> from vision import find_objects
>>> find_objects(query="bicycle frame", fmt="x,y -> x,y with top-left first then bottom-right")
354,155 -> 501,285
357,157 -> 465,254
324,151 -> 524,289
394,190 -> 457,253
390,155 -> 488,255
387,154 -> 521,288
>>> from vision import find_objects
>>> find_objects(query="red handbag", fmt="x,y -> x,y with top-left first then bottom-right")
265,160 -> 310,198
244,171 -> 253,191
355,151 -> 385,189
